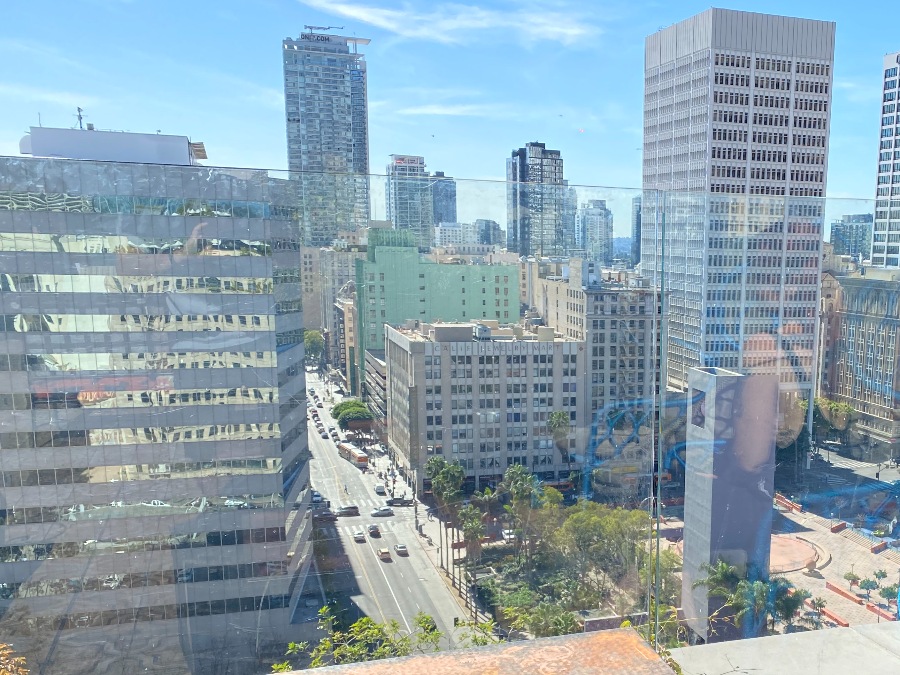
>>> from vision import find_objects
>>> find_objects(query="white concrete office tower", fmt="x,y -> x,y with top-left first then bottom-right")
507,142 -> 565,257
871,52 -> 900,268
642,8 -> 834,396
385,154 -> 433,246
283,31 -> 371,245
577,200 -> 614,265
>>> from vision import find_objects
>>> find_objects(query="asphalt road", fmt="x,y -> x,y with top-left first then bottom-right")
305,374 -> 465,648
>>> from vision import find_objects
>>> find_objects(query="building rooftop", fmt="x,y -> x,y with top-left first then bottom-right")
670,622 -> 900,675
294,628 -> 674,675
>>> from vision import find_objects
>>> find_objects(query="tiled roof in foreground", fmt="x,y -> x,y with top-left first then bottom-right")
298,628 -> 674,675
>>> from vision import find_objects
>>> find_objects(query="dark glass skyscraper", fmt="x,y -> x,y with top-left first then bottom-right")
506,142 -> 564,257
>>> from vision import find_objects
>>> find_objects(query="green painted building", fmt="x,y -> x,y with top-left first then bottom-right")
354,229 -> 519,394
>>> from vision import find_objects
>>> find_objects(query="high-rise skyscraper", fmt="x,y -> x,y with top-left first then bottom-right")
507,142 -> 564,257
283,30 -> 371,245
577,199 -> 614,265
385,155 -> 433,246
631,195 -> 642,265
431,171 -> 457,225
642,8 -> 834,397
830,213 -> 872,258
1,129 -> 310,672
872,52 -> 900,268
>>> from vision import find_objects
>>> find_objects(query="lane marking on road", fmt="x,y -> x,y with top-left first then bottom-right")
365,538 -> 412,633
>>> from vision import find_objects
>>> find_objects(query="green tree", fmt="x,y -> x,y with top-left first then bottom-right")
508,601 -> 580,638
272,607 -> 442,671
425,456 -> 465,516
859,578 -> 878,600
455,619 -> 501,647
640,548 -> 682,607
557,506 -> 605,587
775,585 -> 810,631
331,399 -> 368,419
874,569 -> 888,587
471,486 -> 503,520
878,584 -> 898,606
335,406 -> 374,431
459,504 -> 486,569
304,330 -> 324,362
843,571 -> 860,588
730,579 -> 771,634
548,410 -> 573,463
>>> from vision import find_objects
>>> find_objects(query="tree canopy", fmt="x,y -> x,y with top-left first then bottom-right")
272,607 -> 442,671
304,330 -> 324,362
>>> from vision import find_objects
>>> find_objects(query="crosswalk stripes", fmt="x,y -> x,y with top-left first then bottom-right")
318,521 -> 409,540
821,473 -> 851,486
828,456 -> 876,470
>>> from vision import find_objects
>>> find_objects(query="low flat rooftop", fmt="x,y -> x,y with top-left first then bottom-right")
299,628 -> 673,675
670,622 -> 900,675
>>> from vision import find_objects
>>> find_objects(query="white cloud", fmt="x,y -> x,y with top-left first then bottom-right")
396,102 -> 510,117
833,78 -> 881,104
0,83 -> 102,109
298,0 -> 599,46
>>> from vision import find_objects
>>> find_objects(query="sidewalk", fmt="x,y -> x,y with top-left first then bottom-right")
779,509 -> 898,626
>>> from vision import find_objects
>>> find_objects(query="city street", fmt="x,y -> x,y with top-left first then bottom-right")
304,373 -> 467,648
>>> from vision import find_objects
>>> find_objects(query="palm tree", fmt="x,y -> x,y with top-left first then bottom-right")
810,596 -> 827,629
459,504 -> 486,568
731,579 -> 770,635
471,486 -> 503,534
774,584 -> 809,631
548,410 -> 573,464
501,465 -> 536,562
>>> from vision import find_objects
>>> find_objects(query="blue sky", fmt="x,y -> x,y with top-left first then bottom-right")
0,0 -> 887,232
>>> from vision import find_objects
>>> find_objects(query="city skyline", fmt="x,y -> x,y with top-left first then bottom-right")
0,1 -> 889,235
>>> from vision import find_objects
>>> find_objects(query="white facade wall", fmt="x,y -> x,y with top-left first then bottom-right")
642,8 -> 832,395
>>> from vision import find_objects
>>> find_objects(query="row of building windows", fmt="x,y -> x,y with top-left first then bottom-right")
0,559 -> 287,600
0,423 -> 279,449
0,527 -> 286,564
3,594 -> 293,635
0,387 -> 278,411
0,459 -> 278,486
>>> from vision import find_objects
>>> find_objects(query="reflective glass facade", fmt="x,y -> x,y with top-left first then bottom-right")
0,157 -> 309,673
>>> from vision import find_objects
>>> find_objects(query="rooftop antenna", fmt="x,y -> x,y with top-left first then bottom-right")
304,25 -> 344,31
74,107 -> 85,130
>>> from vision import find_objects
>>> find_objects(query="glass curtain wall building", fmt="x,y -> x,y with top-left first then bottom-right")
0,154 -> 310,673
283,31 -> 371,245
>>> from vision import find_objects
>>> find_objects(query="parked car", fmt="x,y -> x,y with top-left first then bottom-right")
320,432 -> 329,439
311,491 -> 323,504
393,544 -> 408,556
370,506 -> 394,517
223,499 -> 247,508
